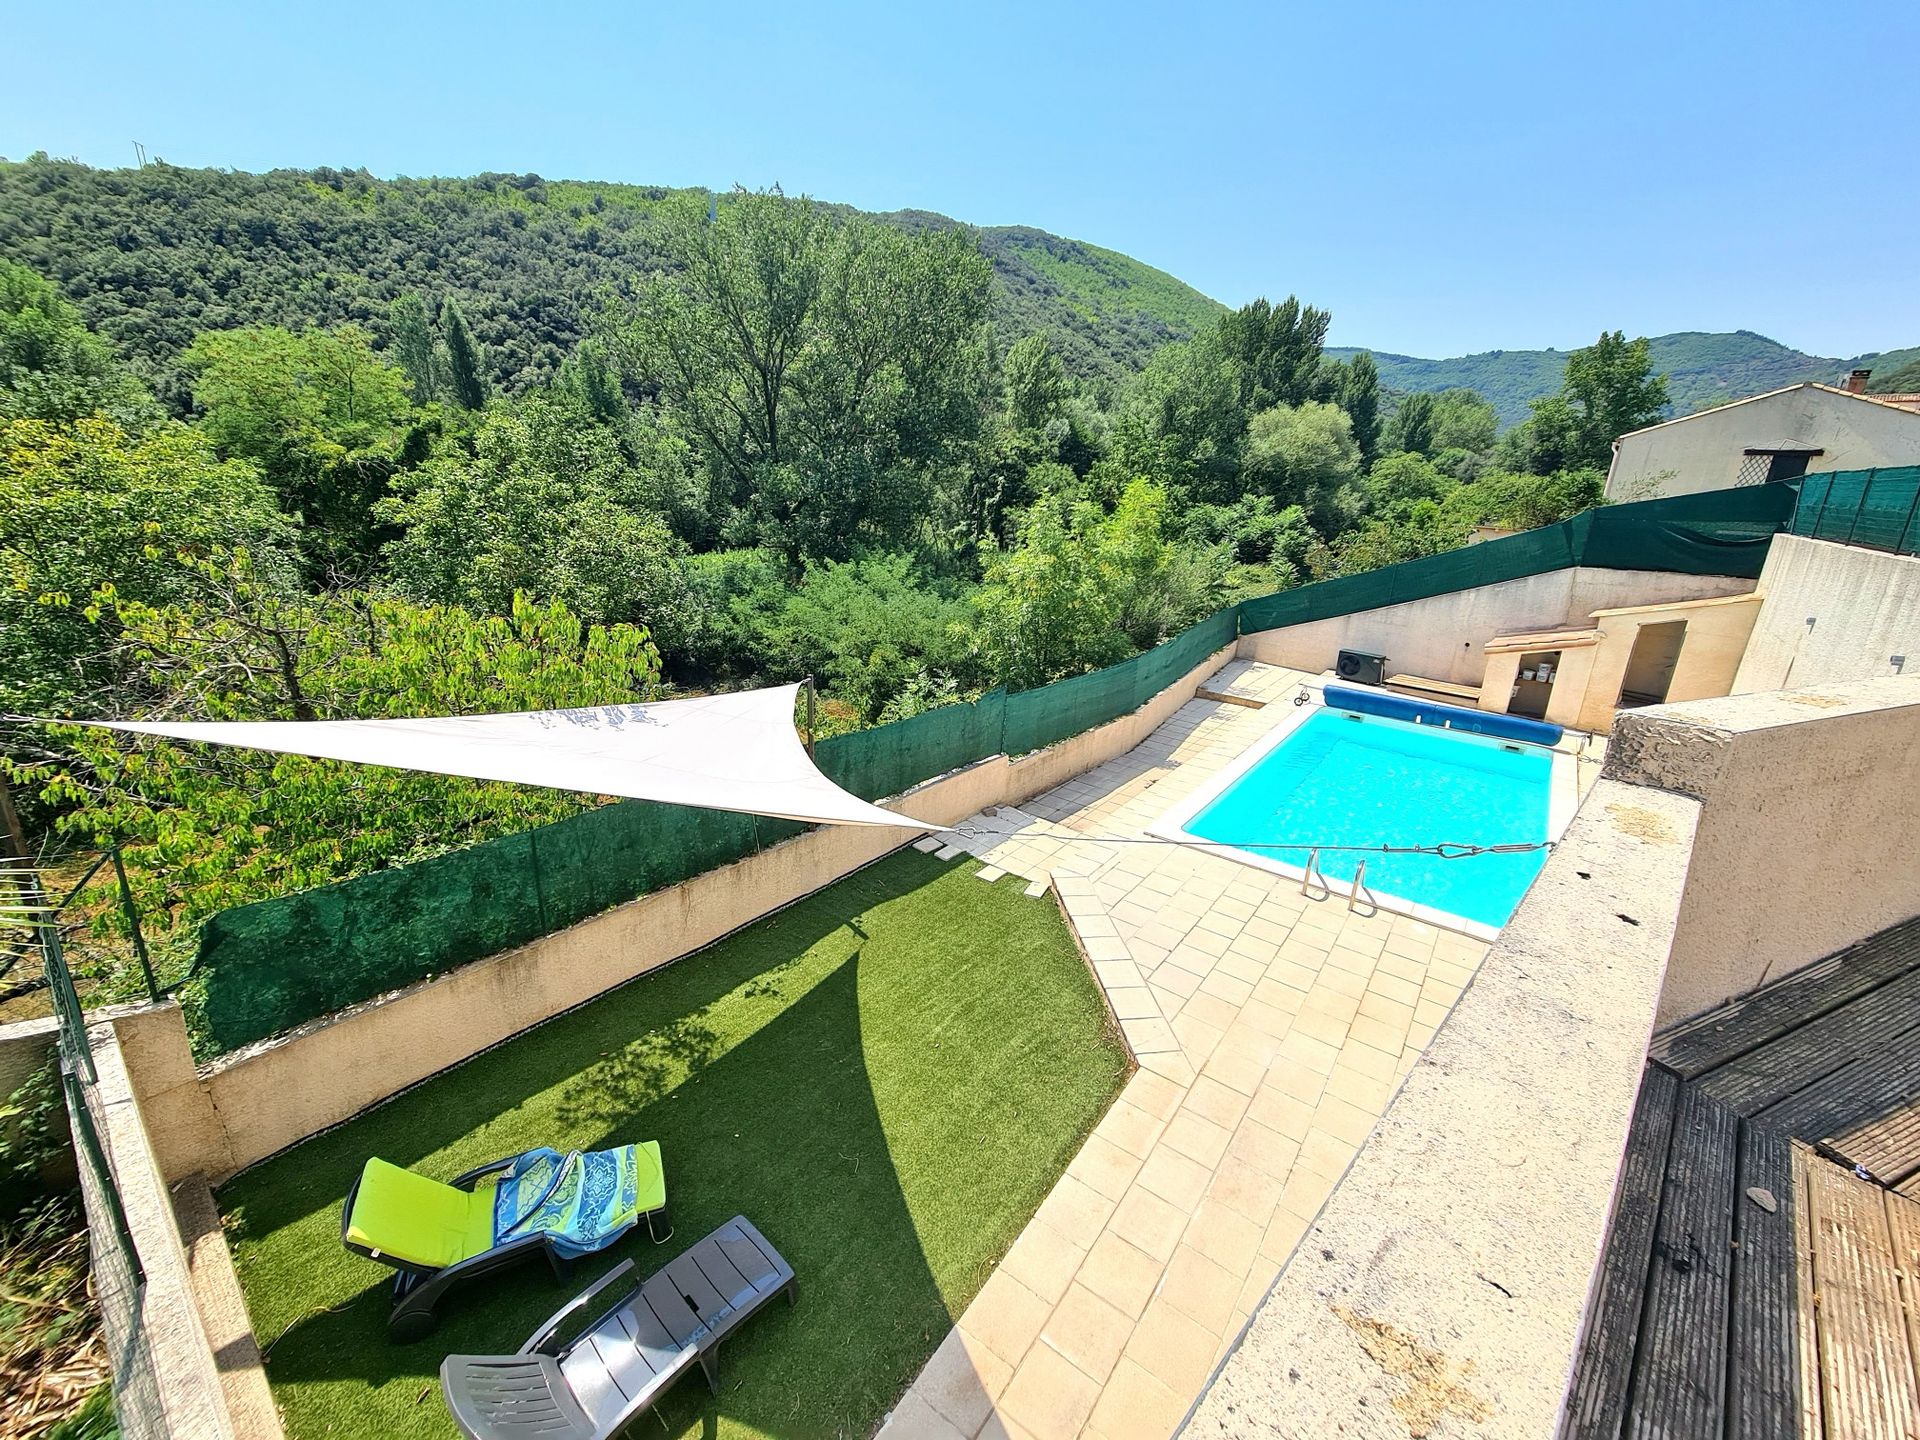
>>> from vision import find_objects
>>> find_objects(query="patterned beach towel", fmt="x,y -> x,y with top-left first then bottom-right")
491,1144 -> 642,1260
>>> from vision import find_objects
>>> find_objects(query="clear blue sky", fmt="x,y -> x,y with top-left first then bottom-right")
4,0 -> 1915,360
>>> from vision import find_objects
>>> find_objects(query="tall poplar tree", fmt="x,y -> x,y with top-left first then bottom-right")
439,296 -> 489,410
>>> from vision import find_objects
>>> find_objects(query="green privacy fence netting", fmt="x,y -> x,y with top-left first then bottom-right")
1790,467 -> 1920,556
187,485 -> 1789,1055
1236,483 -> 1790,633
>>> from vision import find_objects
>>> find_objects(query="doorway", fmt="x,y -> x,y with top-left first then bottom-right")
1618,621 -> 1688,707
1509,650 -> 1561,719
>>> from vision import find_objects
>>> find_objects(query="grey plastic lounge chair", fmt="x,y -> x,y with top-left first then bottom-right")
440,1216 -> 795,1439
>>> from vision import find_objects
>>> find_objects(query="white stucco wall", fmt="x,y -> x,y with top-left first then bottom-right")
1603,676 -> 1920,1023
1605,385 -> 1920,501
1236,566 -> 1755,686
1733,533 -> 1920,693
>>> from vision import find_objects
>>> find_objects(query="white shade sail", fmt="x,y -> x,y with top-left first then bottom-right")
72,683 -> 931,830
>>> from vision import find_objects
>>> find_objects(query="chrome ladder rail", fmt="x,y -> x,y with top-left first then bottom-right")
1300,847 -> 1332,902
1347,859 -> 1379,916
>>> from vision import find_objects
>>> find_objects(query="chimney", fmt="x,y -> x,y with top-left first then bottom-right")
1846,368 -> 1872,394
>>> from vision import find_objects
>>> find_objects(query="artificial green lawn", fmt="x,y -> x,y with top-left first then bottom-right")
219,851 -> 1128,1439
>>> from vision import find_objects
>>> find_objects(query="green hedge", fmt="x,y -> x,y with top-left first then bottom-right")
188,486 -> 1789,1054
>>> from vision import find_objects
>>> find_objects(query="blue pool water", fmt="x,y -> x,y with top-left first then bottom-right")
1185,707 -> 1553,928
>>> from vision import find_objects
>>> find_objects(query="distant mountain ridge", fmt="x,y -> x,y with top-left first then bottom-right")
0,158 -> 1227,405
1328,332 -> 1920,428
2,157 -> 1911,423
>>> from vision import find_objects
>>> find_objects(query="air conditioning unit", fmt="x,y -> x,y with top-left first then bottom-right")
1335,649 -> 1387,686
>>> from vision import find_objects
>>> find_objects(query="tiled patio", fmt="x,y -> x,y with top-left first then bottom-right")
884,660 -> 1498,1440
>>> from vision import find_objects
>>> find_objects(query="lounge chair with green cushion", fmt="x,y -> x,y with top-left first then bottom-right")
342,1143 -> 668,1340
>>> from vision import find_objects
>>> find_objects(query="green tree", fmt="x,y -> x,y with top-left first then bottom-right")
1002,333 -> 1070,433
1361,449 -> 1452,509
1107,336 -> 1245,503
0,416 -> 293,715
1527,331 -> 1669,472
379,390 -> 696,648
1244,401 -> 1361,523
1447,467 -> 1605,531
972,501 -> 1130,689
1097,478 -> 1224,648
1428,388 -> 1498,455
972,478 -> 1217,688
1216,296 -> 1330,413
556,338 -> 628,427
1328,465 -> 1605,579
182,324 -> 417,573
672,548 -> 791,683
601,188 -> 993,561
775,553 -> 975,723
386,292 -> 443,405
1384,392 -> 1436,456
1336,351 -> 1382,464
439,296 -> 489,410
36,551 -> 663,941
0,262 -> 158,430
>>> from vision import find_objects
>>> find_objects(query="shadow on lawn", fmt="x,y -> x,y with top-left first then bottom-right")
224,855 -> 934,1240
245,854 -> 959,1438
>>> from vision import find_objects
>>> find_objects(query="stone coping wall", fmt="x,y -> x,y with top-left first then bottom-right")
78,1022 -> 271,1439
1605,674 -> 1920,1024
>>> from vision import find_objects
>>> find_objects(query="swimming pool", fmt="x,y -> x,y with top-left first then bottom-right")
1159,701 -> 1568,934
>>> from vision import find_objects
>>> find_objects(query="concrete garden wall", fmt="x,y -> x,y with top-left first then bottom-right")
1604,674 -> 1920,1024
1732,532 -> 1920,693
1236,565 -> 1753,687
107,644 -> 1237,1186
76,1021 -> 273,1439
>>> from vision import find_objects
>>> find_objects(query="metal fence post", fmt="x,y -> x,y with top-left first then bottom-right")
1845,469 -> 1879,547
1898,481 -> 1920,557
109,848 -> 160,1003
1808,473 -> 1835,539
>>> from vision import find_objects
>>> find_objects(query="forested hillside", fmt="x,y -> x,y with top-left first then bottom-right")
0,157 -> 1222,409
4,174 -> 1637,1001
1332,332 -> 1920,428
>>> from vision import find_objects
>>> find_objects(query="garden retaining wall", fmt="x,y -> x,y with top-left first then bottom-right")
105,642 -> 1238,1186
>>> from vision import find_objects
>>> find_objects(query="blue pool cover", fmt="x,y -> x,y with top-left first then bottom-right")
1322,683 -> 1564,746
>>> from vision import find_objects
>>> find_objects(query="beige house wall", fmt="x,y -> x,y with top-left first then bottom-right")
1236,566 -> 1752,688
1733,533 -> 1920,693
1603,675 -> 1920,1023
1562,593 -> 1763,732
1604,385 -> 1920,501
112,644 -> 1238,1186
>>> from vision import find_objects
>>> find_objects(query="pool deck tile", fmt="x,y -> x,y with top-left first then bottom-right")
882,659 -> 1511,1440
